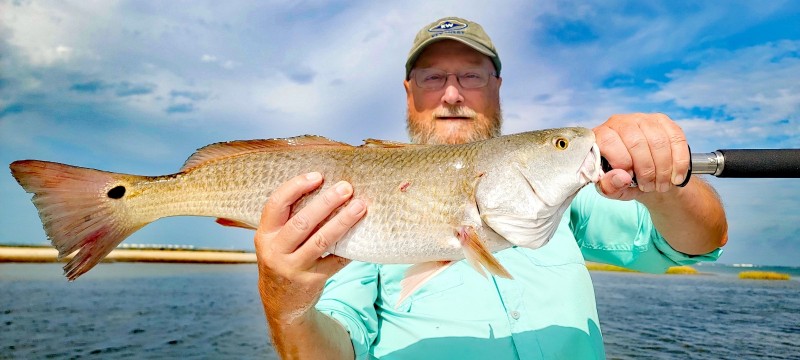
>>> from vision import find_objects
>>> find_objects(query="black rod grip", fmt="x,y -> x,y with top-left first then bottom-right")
717,149 -> 800,178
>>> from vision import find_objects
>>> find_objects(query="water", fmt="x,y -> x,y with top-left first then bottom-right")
1,263 -> 798,359
593,271 -> 800,359
0,263 -> 276,359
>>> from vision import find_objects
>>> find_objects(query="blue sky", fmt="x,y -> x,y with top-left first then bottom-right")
1,1 -> 799,266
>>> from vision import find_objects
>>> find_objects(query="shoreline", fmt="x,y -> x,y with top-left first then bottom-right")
0,245 -> 256,264
1,247 -> 793,281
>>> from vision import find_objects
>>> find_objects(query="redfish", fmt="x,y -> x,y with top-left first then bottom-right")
10,127 -> 602,298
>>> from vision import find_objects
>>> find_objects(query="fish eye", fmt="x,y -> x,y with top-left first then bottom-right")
553,137 -> 569,150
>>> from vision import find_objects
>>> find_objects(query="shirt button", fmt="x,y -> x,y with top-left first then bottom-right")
510,310 -> 521,319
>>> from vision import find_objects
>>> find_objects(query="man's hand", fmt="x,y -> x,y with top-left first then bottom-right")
593,113 -> 727,254
255,172 -> 366,326
593,113 -> 691,201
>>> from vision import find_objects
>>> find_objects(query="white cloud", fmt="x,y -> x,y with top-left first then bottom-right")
657,41 -> 800,115
652,40 -> 800,146
221,60 -> 239,69
1,1 -> 113,66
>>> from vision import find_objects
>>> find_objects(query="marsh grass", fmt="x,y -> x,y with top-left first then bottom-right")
586,262 -> 699,275
738,271 -> 791,280
665,266 -> 699,275
585,262 -> 638,273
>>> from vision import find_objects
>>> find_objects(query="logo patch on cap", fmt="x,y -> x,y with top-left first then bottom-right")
428,19 -> 468,34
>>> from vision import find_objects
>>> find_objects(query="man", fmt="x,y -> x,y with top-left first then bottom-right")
254,17 -> 727,359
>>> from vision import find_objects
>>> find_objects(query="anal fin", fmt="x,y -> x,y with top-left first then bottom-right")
397,261 -> 453,308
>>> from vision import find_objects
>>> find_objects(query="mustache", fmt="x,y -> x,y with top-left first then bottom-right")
433,106 -> 477,119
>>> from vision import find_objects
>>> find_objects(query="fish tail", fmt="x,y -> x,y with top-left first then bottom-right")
10,160 -> 149,280
458,225 -> 513,279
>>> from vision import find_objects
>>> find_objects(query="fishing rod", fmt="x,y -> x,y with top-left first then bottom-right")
601,149 -> 800,187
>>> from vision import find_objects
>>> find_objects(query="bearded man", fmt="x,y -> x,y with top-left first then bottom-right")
253,17 -> 727,360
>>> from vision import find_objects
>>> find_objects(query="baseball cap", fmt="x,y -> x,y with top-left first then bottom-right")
405,17 -> 501,79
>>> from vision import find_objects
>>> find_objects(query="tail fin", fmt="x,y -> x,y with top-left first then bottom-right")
10,160 -> 147,280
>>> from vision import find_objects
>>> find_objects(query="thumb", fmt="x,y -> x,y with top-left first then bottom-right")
597,169 -> 633,199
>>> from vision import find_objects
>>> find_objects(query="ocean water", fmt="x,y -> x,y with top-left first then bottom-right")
1,263 -> 798,359
593,270 -> 800,360
0,264 -> 275,359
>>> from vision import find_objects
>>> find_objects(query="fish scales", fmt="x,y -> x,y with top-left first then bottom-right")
114,143 -> 483,263
331,144 -> 484,262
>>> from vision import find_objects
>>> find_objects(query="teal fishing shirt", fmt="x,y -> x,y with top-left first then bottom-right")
315,186 -> 722,359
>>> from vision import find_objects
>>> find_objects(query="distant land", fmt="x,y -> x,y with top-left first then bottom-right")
2,244 -> 798,281
0,244 -> 256,264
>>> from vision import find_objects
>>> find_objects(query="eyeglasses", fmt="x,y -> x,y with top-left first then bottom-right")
411,68 -> 498,90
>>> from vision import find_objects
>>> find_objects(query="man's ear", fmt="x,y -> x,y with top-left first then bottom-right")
404,79 -> 415,111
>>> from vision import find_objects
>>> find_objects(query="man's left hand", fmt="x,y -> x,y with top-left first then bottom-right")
593,113 -> 690,201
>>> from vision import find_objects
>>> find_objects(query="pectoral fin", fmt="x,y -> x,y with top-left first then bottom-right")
457,225 -> 512,279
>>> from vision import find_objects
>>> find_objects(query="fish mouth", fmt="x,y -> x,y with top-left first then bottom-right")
578,144 -> 603,184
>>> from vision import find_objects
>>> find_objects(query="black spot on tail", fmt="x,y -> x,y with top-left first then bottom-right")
107,185 -> 126,199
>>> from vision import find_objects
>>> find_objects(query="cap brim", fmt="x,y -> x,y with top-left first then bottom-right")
405,36 -> 496,78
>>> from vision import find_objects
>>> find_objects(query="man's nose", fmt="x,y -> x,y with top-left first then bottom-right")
440,74 -> 464,105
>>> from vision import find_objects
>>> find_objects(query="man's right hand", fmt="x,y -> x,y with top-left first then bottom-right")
254,172 -> 366,327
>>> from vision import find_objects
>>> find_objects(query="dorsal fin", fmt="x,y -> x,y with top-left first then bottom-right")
181,135 -> 351,171
360,138 -> 421,148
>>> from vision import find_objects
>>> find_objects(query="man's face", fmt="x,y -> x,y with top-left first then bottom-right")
405,40 -> 502,145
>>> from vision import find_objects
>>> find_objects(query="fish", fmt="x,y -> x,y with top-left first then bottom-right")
10,127 -> 602,301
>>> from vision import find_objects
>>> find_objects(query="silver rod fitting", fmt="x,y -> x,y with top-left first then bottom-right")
691,151 -> 725,175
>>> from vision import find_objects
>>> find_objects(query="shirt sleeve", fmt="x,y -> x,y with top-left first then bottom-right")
570,186 -> 722,273
315,261 -> 380,360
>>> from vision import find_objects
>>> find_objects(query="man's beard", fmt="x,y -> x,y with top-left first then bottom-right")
406,105 -> 503,145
